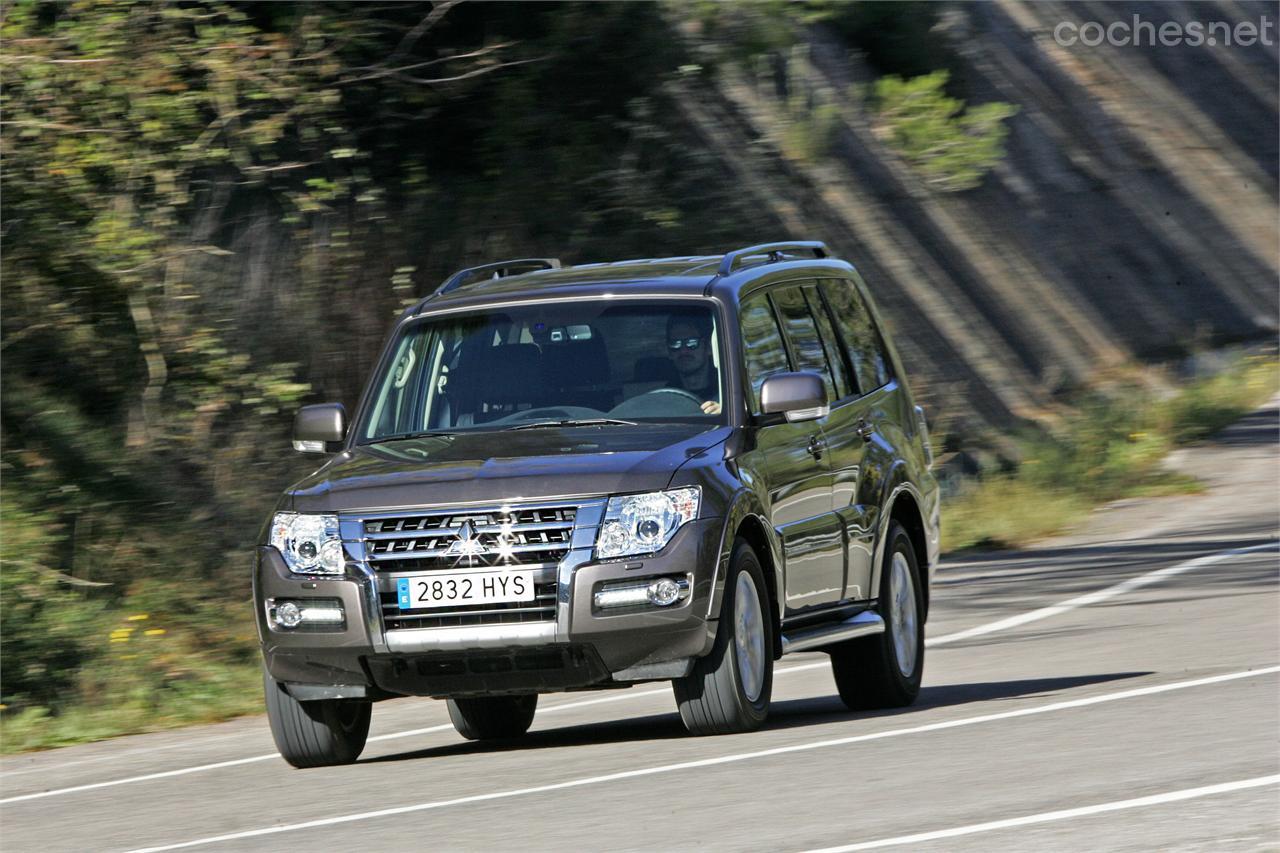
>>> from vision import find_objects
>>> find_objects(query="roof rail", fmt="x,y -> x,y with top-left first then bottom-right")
716,241 -> 828,277
435,257 -> 562,295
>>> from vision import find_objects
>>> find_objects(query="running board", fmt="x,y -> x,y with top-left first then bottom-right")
780,611 -> 885,655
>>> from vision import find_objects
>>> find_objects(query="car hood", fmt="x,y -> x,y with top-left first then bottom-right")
287,424 -> 731,513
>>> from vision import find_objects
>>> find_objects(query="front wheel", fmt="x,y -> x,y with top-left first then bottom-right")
673,539 -> 773,735
446,694 -> 538,740
264,671 -> 371,768
830,521 -> 925,710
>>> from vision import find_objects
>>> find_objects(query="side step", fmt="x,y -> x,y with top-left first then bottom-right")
780,611 -> 885,655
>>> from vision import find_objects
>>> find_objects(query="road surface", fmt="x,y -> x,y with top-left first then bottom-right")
3,401 -> 1277,852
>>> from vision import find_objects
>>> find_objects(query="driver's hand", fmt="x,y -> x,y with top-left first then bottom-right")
701,400 -> 722,415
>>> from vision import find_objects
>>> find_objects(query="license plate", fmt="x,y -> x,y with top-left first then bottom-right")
396,570 -> 536,610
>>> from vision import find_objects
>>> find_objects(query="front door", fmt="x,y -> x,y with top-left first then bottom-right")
755,418 -> 843,610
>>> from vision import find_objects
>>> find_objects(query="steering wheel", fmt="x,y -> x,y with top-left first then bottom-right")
643,388 -> 703,405
604,387 -> 705,418
499,406 -> 606,423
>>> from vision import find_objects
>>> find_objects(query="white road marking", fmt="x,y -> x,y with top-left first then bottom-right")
4,539 -> 1273,806
928,540 -> 1279,646
0,663 -> 827,805
801,774 -> 1280,851
123,666 -> 1280,853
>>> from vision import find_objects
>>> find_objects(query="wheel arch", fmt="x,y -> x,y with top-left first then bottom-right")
710,490 -> 785,660
872,476 -> 932,622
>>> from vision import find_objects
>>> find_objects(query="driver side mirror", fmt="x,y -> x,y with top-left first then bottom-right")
293,403 -> 346,453
760,372 -> 829,423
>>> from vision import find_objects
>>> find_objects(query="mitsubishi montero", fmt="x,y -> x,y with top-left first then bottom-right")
256,241 -> 940,767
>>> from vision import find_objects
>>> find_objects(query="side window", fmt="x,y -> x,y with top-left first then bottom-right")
803,285 -> 854,400
821,279 -> 891,394
739,295 -> 791,413
771,286 -> 838,403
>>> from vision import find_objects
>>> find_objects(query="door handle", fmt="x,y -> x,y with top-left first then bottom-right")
806,434 -> 827,459
856,419 -> 874,443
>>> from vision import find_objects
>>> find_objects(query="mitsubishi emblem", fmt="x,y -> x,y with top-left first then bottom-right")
443,519 -> 485,560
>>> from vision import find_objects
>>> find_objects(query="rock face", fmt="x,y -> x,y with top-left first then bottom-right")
675,1 -> 1278,430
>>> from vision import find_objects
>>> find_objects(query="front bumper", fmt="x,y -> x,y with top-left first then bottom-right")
254,516 -> 726,698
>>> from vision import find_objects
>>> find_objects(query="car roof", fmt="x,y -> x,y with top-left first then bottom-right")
410,250 -> 858,318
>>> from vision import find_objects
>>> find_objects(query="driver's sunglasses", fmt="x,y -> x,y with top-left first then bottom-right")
668,337 -> 702,351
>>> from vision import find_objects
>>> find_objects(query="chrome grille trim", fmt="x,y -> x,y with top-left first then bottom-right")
355,504 -> 577,571
340,498 -> 607,641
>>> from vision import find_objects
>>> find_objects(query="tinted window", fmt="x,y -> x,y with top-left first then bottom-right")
739,295 -> 791,413
771,286 -> 838,402
360,302 -> 726,440
804,285 -> 854,399
822,279 -> 891,394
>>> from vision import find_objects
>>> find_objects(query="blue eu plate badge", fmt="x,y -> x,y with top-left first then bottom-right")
396,577 -> 412,609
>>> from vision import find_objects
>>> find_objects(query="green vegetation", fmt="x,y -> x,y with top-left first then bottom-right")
943,356 -> 1280,552
1,1 -> 775,753
0,1 -> 1268,754
871,71 -> 1019,192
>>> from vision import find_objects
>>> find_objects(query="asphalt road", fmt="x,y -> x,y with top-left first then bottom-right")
3,402 -> 1277,853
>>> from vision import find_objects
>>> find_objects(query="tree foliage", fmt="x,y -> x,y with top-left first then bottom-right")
0,1 -> 775,741
871,71 -> 1018,192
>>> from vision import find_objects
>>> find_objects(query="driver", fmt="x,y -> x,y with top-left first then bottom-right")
666,314 -> 721,415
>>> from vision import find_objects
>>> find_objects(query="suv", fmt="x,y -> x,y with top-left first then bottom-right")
256,241 -> 940,767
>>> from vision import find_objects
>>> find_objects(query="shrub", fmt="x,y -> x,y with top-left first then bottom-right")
872,71 -> 1018,192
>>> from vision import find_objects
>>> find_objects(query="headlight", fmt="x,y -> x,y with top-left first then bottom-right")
596,487 -> 700,559
269,513 -> 344,574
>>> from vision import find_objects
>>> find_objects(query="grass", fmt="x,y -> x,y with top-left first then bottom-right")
1,662 -> 263,753
942,355 -> 1279,553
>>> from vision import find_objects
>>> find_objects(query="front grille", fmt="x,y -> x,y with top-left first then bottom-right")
349,501 -> 583,633
361,506 -> 576,573
381,581 -> 558,630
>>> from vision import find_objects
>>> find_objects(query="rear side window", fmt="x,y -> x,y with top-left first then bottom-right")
739,295 -> 791,413
771,286 -> 838,403
802,285 -> 854,400
822,279 -> 891,394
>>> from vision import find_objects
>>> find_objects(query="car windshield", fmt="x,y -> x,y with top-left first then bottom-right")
359,300 -> 725,441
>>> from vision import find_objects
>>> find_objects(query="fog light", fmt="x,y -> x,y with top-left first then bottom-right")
269,598 -> 345,630
647,577 -> 682,606
275,601 -> 303,628
594,576 -> 690,610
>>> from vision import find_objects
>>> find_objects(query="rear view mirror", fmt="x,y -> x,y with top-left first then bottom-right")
293,403 -> 346,453
760,372 -> 829,423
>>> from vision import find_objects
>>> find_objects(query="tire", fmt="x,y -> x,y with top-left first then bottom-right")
673,538 -> 773,735
446,694 -> 538,741
830,521 -> 925,710
263,670 -> 371,768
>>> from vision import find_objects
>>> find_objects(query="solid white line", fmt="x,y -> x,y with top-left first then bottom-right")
0,661 -> 827,806
801,774 -> 1280,851
6,538 -> 1274,806
927,540 -> 1279,647
123,665 -> 1280,853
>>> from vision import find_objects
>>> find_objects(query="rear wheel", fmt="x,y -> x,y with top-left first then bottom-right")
446,694 -> 538,740
673,539 -> 773,735
830,522 -> 924,710
264,671 -> 371,768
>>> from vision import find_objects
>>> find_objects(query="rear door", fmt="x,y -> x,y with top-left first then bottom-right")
819,276 -> 897,601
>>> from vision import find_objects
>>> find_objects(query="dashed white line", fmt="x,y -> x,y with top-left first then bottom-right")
801,774 -> 1280,851
928,540 -> 1279,646
123,666 -> 1280,853
4,539 -> 1274,807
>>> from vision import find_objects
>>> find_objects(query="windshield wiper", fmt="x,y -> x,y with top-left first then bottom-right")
375,430 -> 457,442
506,418 -> 637,431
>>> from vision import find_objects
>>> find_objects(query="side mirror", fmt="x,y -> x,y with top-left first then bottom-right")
760,372 -> 829,423
293,403 -> 346,453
